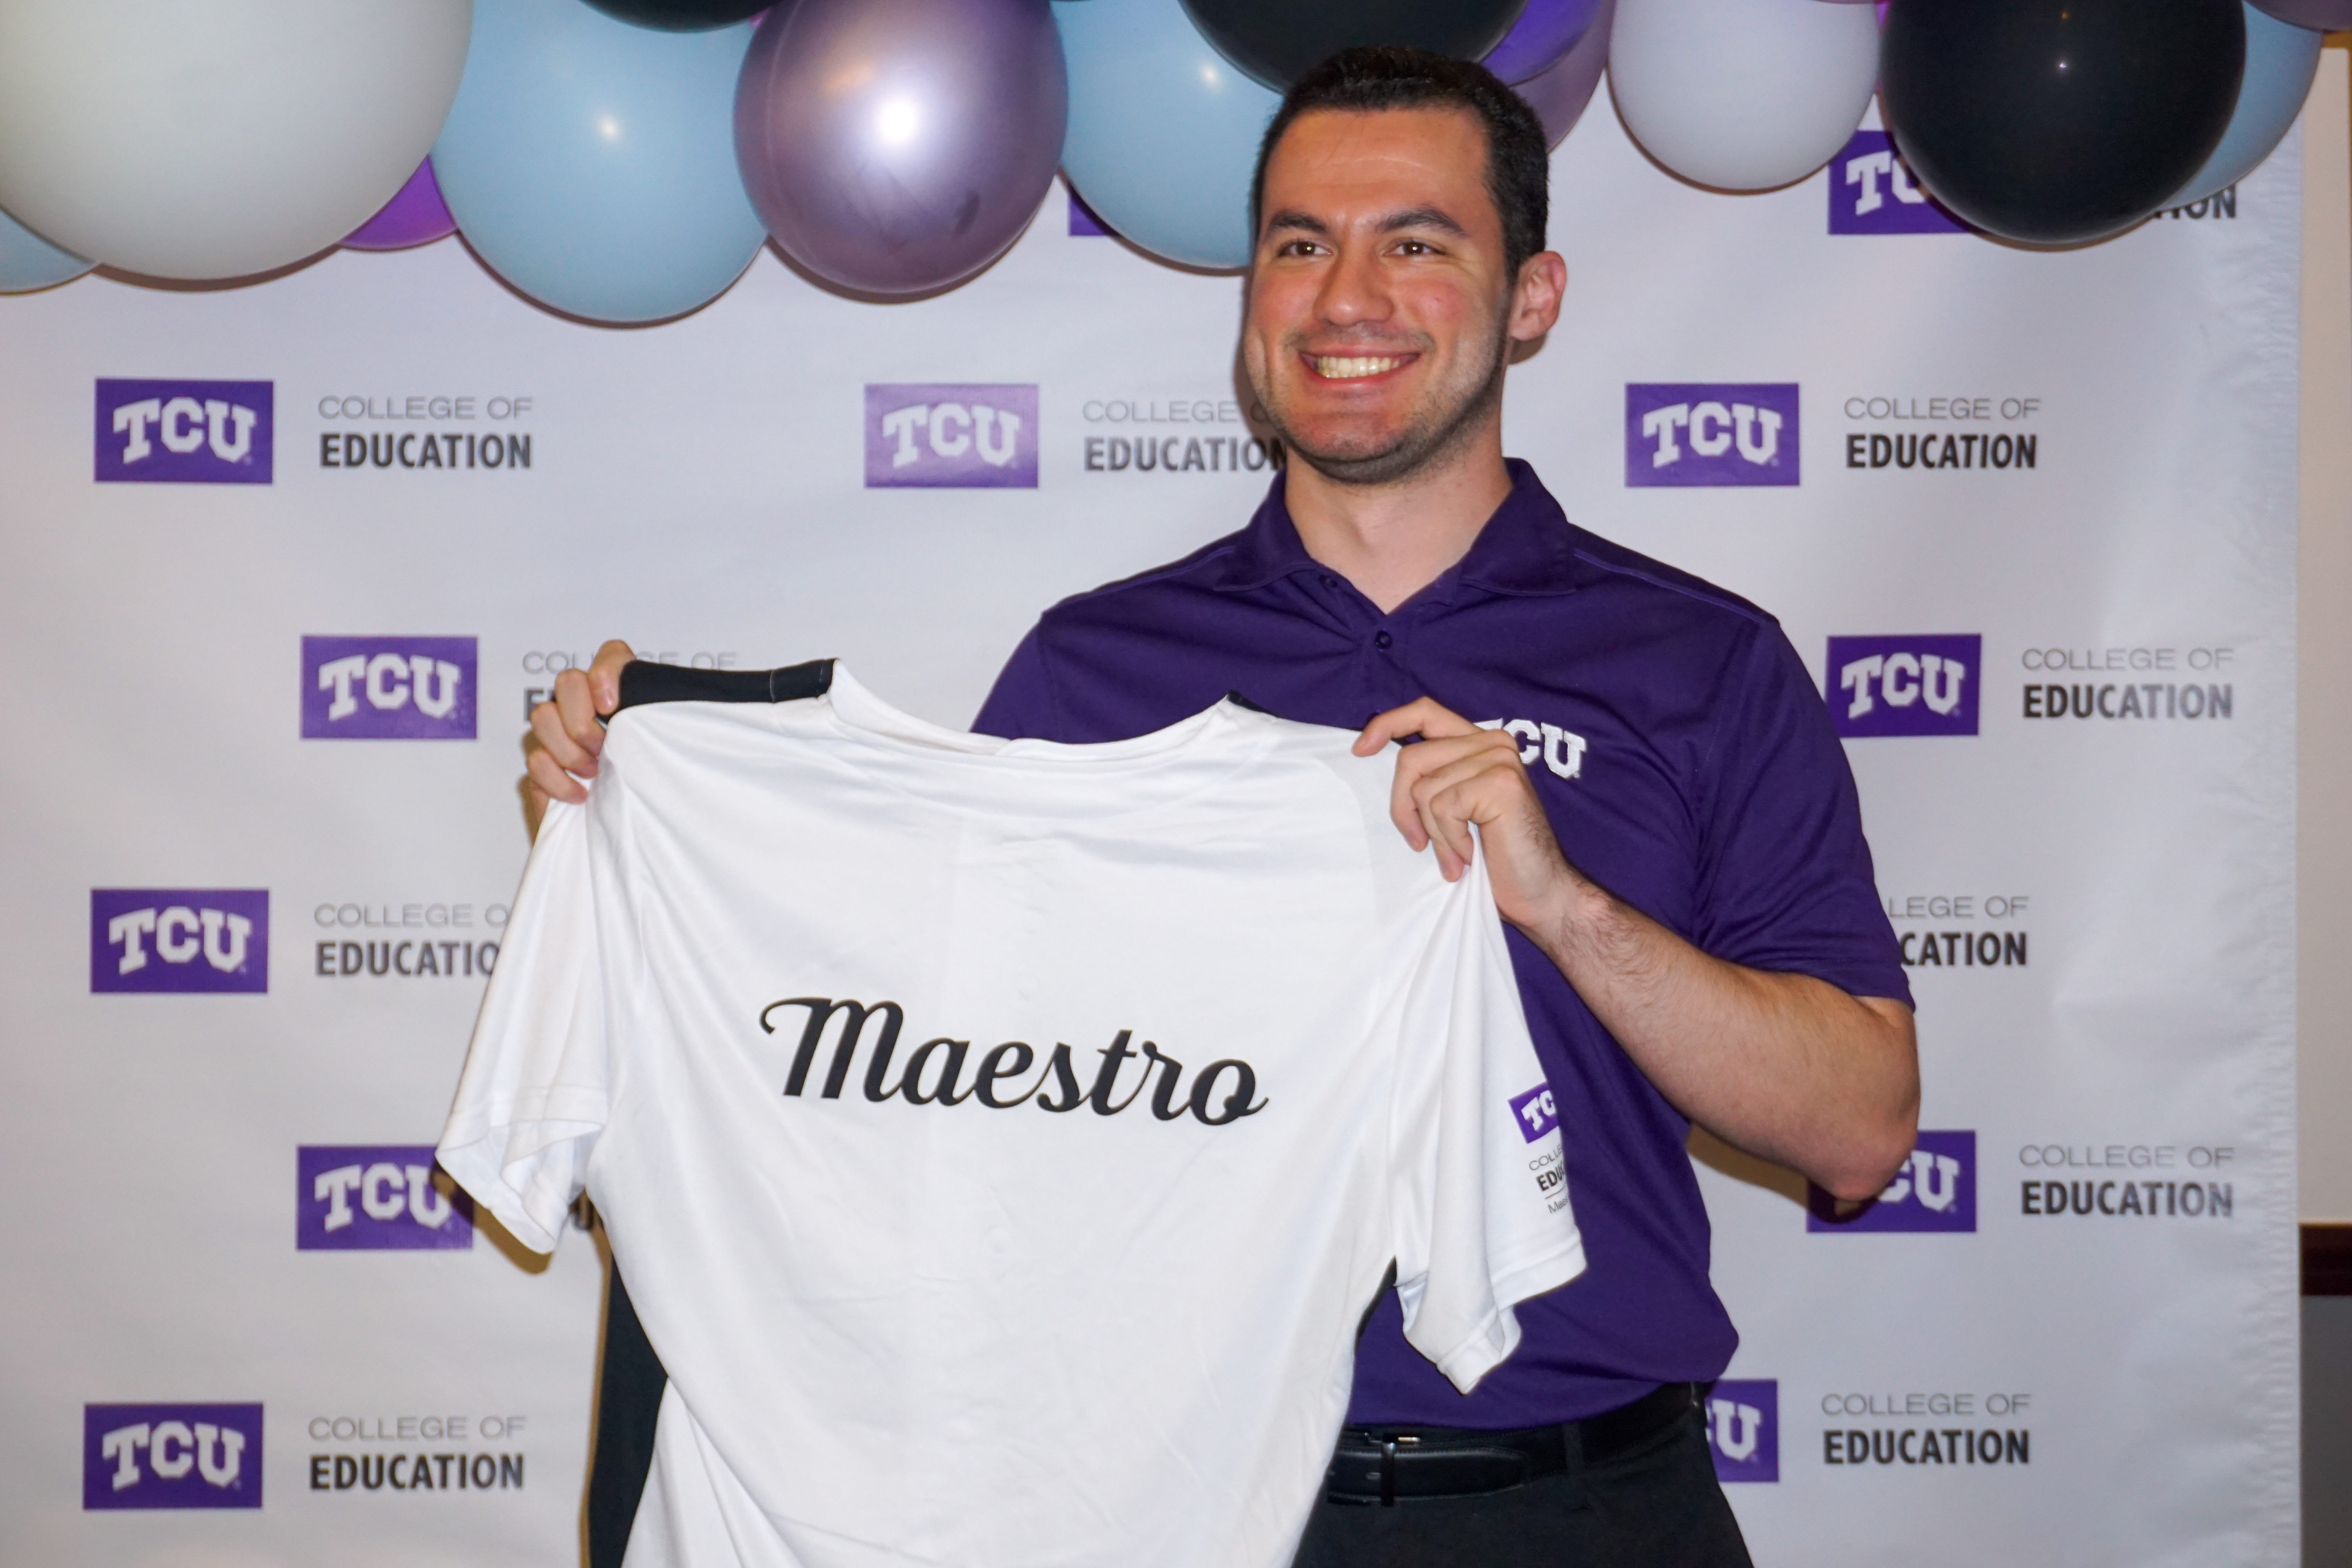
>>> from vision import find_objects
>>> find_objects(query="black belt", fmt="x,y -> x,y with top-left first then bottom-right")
1323,1382 -> 1704,1505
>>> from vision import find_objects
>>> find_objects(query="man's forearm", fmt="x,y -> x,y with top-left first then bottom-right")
1523,878 -> 1920,1201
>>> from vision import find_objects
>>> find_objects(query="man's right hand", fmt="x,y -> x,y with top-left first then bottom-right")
522,640 -> 635,841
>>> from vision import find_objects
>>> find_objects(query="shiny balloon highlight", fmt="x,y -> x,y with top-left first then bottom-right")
737,0 -> 1067,297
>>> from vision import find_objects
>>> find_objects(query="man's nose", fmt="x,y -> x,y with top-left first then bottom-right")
1315,242 -> 1393,327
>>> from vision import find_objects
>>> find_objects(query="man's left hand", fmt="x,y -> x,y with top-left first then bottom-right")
1356,695 -> 1920,1202
1355,696 -> 1581,938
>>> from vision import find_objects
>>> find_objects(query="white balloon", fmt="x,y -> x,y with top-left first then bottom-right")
0,0 -> 472,280
1609,0 -> 1879,192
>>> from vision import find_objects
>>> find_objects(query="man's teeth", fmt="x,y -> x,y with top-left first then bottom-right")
1314,355 -> 1404,379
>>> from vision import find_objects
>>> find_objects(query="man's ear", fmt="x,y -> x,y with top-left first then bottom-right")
1509,250 -> 1568,343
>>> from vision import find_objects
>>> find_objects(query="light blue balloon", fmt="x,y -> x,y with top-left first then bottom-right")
1054,0 -> 1280,270
2169,3 -> 2323,208
0,202 -> 91,293
432,0 -> 765,324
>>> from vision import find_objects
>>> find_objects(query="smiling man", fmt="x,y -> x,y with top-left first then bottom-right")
530,45 -> 1917,1568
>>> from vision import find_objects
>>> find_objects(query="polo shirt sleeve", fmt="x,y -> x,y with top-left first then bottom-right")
436,797 -> 611,1253
1691,622 -> 1913,1008
1388,846 -> 1589,1394
971,627 -> 1058,740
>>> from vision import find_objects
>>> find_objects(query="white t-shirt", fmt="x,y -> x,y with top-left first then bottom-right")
438,663 -> 1585,1568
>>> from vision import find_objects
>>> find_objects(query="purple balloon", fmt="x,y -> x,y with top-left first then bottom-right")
1482,0 -> 1601,82
1514,0 -> 1613,147
2251,0 -> 2352,26
735,0 -> 1067,296
342,158 -> 456,251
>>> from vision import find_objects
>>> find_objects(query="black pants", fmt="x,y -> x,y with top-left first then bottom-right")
1289,1407 -> 1755,1568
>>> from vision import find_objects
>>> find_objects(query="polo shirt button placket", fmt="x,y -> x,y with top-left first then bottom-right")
1374,630 -> 1392,651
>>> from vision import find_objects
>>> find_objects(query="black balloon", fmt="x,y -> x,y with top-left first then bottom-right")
1880,0 -> 2244,245
1180,0 -> 1528,91
582,0 -> 770,30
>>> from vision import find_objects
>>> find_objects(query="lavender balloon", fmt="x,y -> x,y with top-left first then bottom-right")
1483,0 -> 1602,83
343,159 -> 457,251
736,0 -> 1067,296
1514,0 -> 1613,146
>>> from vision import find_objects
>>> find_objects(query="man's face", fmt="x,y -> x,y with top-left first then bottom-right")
1244,105 -> 1519,487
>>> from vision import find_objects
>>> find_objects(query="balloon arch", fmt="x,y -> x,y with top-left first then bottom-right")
0,0 -> 2333,316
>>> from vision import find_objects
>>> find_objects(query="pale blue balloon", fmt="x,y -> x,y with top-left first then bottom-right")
1054,0 -> 1281,270
432,0 -> 766,324
2169,2 -> 2323,208
0,202 -> 91,293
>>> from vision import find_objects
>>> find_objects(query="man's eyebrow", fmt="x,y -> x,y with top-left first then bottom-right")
1263,206 -> 1471,241
1379,206 -> 1468,237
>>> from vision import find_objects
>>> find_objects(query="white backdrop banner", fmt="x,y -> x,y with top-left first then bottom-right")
0,96 -> 2301,1567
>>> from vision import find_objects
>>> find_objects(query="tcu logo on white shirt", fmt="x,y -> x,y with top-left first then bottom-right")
301,637 -> 477,740
84,1403 -> 263,1508
864,383 -> 1040,488
1479,717 -> 1587,779
91,889 -> 269,994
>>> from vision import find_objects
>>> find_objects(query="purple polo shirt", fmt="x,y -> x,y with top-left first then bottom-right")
973,460 -> 1911,1429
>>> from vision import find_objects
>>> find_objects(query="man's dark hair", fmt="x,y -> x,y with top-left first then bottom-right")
1249,46 -> 1550,281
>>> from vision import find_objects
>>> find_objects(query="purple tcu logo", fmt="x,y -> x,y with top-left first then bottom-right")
301,636 -> 477,740
94,379 -> 272,483
1509,1084 -> 1559,1142
85,1403 -> 262,1509
1706,1380 -> 1777,1483
1626,384 -> 1798,487
1830,132 -> 1965,237
1809,1130 -> 1976,1232
298,1145 -> 473,1250
865,384 -> 1038,488
1828,635 -> 1980,738
91,889 -> 267,994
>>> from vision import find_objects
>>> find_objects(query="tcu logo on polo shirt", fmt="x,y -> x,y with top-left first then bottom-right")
94,379 -> 273,483
1828,634 -> 1980,737
298,1145 -> 474,1250
1625,384 -> 1798,487
302,636 -> 477,739
1829,131 -> 1965,236
865,383 -> 1038,488
1809,1131 -> 1977,1232
85,1403 -> 263,1508
91,889 -> 268,993
1479,717 -> 1587,779
1706,1380 -> 1778,1483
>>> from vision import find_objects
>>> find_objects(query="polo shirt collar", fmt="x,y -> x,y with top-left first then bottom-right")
1211,459 -> 1585,599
